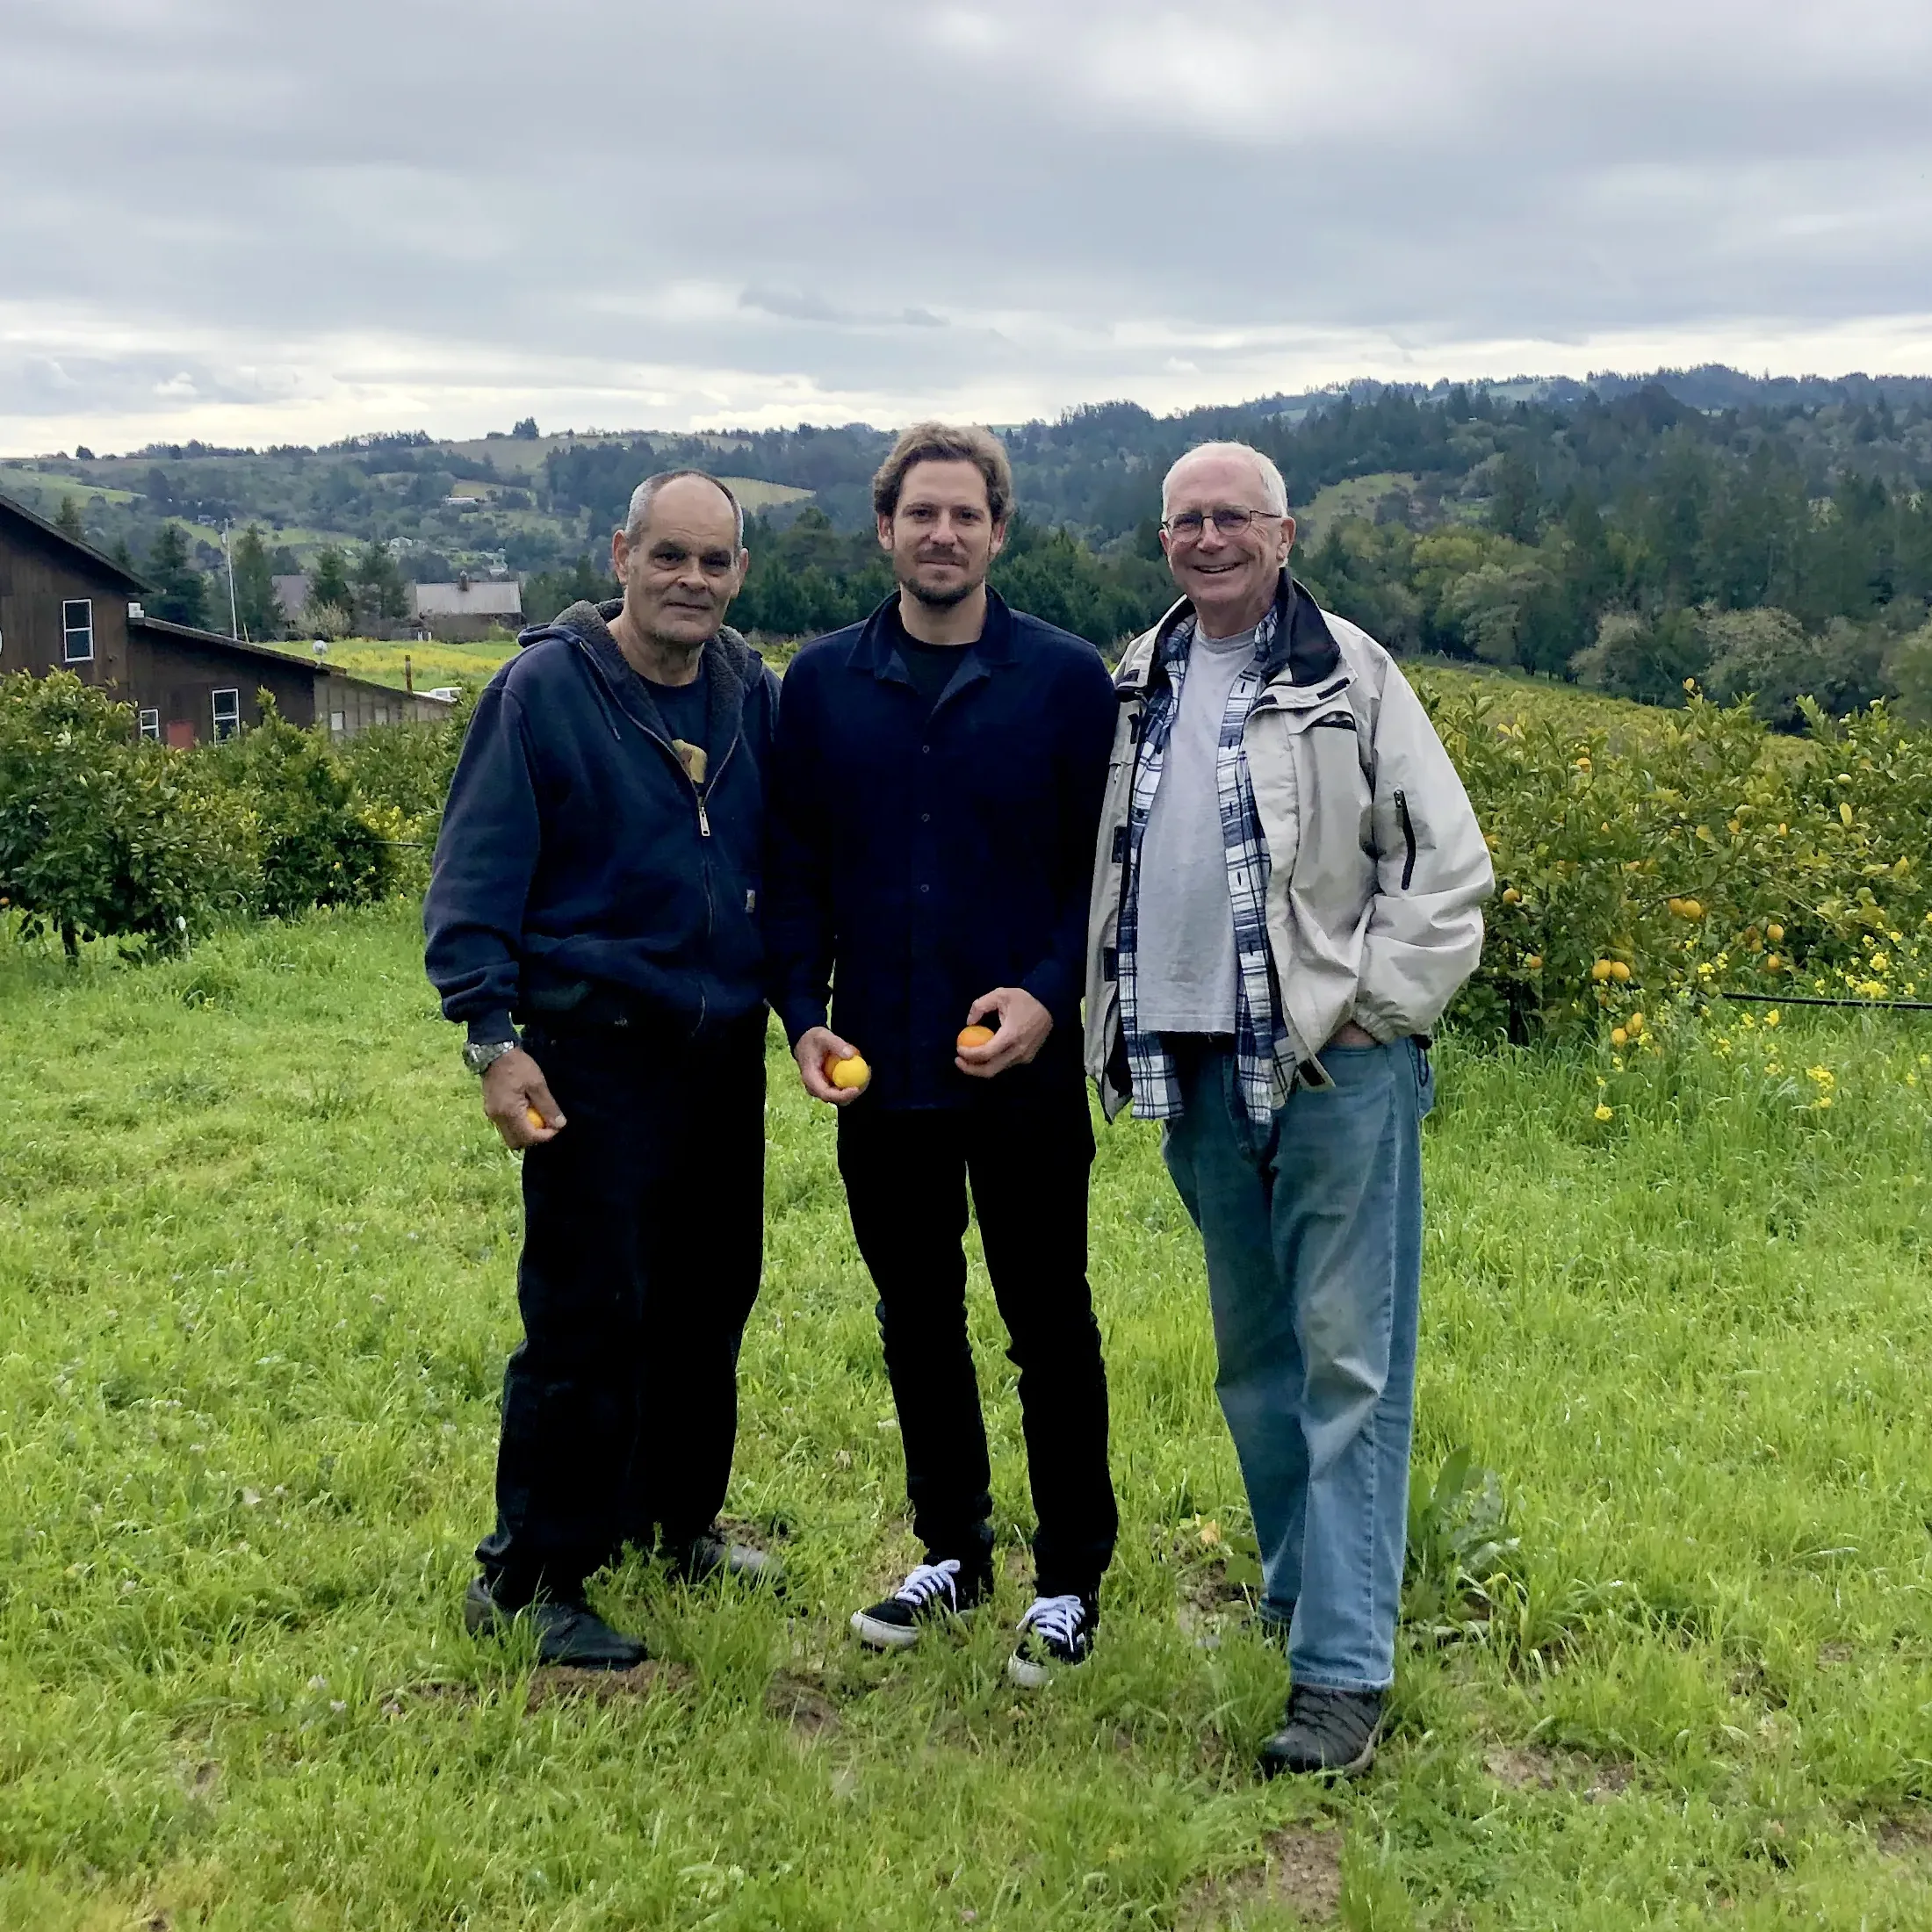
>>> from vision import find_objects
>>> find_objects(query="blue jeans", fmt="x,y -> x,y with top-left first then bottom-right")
1160,1035 -> 1432,1693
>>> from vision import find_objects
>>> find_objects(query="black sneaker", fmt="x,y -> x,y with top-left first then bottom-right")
463,1576 -> 646,1671
667,1532 -> 785,1593
1258,1684 -> 1385,1777
1006,1592 -> 1099,1687
850,1558 -> 988,1650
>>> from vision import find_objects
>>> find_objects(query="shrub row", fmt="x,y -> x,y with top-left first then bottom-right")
6,668 -> 1929,1052
0,673 -> 462,955
1424,675 -> 1932,1044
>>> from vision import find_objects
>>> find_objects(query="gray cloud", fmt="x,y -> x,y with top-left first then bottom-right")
3,0 -> 1930,450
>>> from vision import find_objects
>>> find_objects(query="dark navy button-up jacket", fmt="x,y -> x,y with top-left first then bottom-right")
767,591 -> 1118,1111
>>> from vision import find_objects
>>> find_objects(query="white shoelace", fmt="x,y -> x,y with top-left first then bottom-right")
1018,1593 -> 1085,1648
892,1558 -> 962,1611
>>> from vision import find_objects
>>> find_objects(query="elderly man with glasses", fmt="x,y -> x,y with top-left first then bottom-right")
1084,441 -> 1492,1776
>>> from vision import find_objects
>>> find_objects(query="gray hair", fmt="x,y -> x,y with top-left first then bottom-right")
624,468 -> 746,549
1161,441 -> 1289,516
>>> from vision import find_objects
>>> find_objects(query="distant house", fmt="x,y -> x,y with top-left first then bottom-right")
0,491 -> 452,744
410,574 -> 523,641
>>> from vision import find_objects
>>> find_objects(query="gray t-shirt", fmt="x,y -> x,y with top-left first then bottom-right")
1134,625 -> 1258,1034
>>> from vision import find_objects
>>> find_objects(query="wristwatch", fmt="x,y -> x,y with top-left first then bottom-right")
463,1038 -> 520,1076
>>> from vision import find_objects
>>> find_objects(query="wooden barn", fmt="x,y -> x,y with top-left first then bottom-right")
0,490 -> 143,687
0,492 -> 454,744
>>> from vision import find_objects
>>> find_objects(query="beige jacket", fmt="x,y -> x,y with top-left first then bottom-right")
1085,579 -> 1493,1121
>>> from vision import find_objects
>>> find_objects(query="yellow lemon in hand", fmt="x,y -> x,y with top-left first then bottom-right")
825,1052 -> 871,1092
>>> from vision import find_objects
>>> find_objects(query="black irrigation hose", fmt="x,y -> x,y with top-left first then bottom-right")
1715,991 -> 1932,1012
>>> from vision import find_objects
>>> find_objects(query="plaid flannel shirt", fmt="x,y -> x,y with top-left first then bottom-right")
1115,606 -> 1299,1126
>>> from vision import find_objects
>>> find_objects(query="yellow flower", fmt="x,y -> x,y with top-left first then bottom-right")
1806,1065 -> 1835,1088
1764,1009 -> 1780,1027
1594,1104 -> 1614,1121
1611,1027 -> 1628,1048
1815,1095 -> 1834,1110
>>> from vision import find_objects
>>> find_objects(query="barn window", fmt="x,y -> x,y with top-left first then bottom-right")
138,709 -> 161,742
62,599 -> 94,662
212,688 -> 241,741
329,710 -> 346,734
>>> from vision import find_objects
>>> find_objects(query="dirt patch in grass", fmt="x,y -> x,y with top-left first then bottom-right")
766,1669 -> 841,1739
524,1662 -> 689,1709
1485,1744 -> 1563,1790
1178,1823 -> 1344,1928
1484,1743 -> 1633,1801
393,1661 -> 692,1712
1878,1806 -> 1932,1860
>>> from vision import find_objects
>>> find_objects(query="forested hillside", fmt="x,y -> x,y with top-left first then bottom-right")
6,367 -> 1932,723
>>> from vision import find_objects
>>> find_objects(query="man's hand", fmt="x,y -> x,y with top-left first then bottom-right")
481,1046 -> 566,1148
955,986 -> 1053,1079
797,1025 -> 867,1106
1327,1020 -> 1380,1049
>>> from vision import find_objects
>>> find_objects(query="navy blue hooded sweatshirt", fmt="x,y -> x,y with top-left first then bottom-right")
424,598 -> 780,1045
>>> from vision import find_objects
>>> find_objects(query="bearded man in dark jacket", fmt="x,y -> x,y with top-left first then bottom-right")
425,469 -> 781,1667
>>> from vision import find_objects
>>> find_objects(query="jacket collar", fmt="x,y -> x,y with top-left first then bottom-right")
531,597 -> 754,753
1119,573 -> 1340,694
847,586 -> 1020,683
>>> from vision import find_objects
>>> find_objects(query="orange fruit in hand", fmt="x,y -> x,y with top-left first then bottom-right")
956,1024 -> 997,1051
526,1107 -> 545,1130
824,1052 -> 871,1092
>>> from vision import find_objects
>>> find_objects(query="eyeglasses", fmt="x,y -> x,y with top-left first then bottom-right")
1160,506 -> 1287,542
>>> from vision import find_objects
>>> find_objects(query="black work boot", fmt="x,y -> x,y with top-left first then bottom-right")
666,1531 -> 785,1593
464,1576 -> 646,1670
1258,1684 -> 1385,1778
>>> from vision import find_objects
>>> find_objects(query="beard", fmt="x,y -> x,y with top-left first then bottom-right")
902,558 -> 980,609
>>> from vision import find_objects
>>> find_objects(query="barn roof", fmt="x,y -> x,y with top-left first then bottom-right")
129,615 -> 454,709
0,489 -> 150,593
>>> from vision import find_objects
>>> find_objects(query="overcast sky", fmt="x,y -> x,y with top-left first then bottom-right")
5,0 -> 1931,453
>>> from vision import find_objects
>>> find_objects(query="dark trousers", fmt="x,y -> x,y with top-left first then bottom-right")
836,1078 -> 1117,1597
476,1013 -> 766,1606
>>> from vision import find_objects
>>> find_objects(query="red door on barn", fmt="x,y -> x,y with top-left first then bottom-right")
165,720 -> 195,748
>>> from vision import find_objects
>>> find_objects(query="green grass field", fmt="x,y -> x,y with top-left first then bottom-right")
2,903 -> 1929,1928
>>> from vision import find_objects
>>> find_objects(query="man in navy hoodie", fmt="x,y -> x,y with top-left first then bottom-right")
425,469 -> 781,1668
768,423 -> 1120,1687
